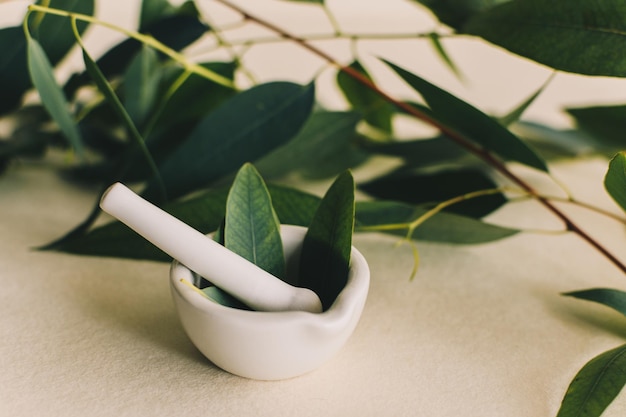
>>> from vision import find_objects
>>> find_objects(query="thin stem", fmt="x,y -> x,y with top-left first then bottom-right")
213,0 -> 626,276
27,4 -> 236,89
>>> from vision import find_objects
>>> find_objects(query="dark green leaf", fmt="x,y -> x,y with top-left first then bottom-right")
256,111 -> 368,179
64,14 -> 208,98
556,344 -> 626,417
0,27 -> 30,115
427,32 -> 462,79
383,59 -> 548,172
567,104 -> 626,152
140,0 -> 177,29
299,171 -> 355,310
202,286 -> 251,309
604,152 -> 626,213
337,61 -> 395,134
152,62 -> 237,131
359,168 -> 506,218
141,82 -> 316,202
463,0 -> 626,77
81,44 -> 163,196
563,288 -> 626,318
360,136 -> 468,167
499,73 -> 554,127
412,0 -> 508,30
27,37 -> 83,155
224,164 -> 285,279
33,0 -> 94,64
123,45 -> 161,127
50,186 -> 230,261
355,200 -> 519,244
512,121 -> 591,160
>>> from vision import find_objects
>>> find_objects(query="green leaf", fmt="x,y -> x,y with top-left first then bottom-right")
81,44 -> 163,196
383,59 -> 548,172
256,111 -> 368,179
123,46 -> 161,127
140,0 -> 177,29
27,37 -> 83,156
49,186 -> 230,261
64,13 -> 208,98
567,104 -> 626,152
427,32 -> 462,79
224,164 -> 286,280
153,62 -> 237,131
359,168 -> 507,218
142,82 -> 316,202
556,344 -> 626,417
299,171 -> 355,310
360,136 -> 468,167
337,61 -> 395,134
563,288 -> 626,318
355,200 -> 519,244
463,0 -> 626,77
0,26 -> 30,115
32,0 -> 94,63
605,152 -> 626,213
412,0 -> 508,30
202,286 -> 251,309
499,73 -> 554,127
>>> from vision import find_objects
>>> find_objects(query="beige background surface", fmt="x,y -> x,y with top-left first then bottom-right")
3,1 -> 626,416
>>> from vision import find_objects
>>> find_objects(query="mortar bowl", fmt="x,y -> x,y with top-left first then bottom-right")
169,225 -> 370,380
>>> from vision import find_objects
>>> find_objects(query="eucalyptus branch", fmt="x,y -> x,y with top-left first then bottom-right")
27,4 -> 236,89
213,0 -> 626,276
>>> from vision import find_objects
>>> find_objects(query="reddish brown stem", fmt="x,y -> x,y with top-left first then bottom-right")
213,0 -> 626,275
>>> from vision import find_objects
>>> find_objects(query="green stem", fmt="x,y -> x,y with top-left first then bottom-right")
27,4 -> 236,89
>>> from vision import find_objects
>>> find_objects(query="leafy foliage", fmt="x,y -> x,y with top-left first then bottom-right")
224,163 -> 285,279
5,0 -> 626,413
463,0 -> 626,76
299,171 -> 355,310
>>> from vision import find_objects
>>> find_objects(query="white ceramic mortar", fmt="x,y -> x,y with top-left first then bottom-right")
169,225 -> 370,380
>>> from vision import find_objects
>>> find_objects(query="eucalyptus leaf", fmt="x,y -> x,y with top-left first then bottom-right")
27,37 -> 83,156
360,136 -> 468,168
427,32 -> 462,79
224,164 -> 285,279
202,286 -> 251,310
567,104 -> 626,152
32,0 -> 94,64
256,111 -> 368,179
64,13 -> 208,98
412,0 -> 508,29
81,44 -> 163,197
463,0 -> 626,76
153,61 -> 237,131
0,27 -> 30,115
50,186 -> 230,261
563,288 -> 626,318
140,0 -> 177,29
141,82 -> 316,202
299,171 -> 355,310
604,152 -> 626,213
556,344 -> 626,417
50,180 -> 518,260
359,168 -> 506,218
499,73 -> 554,127
355,200 -> 519,244
124,46 -> 161,127
337,61 -> 395,134
383,59 -> 548,172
